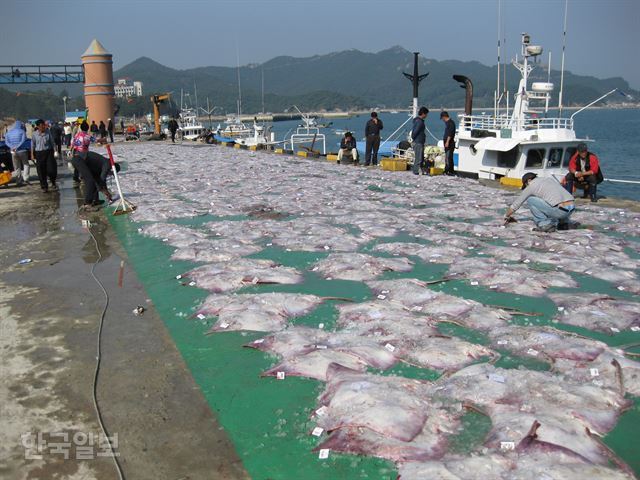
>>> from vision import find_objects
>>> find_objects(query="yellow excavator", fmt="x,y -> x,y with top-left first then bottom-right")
150,93 -> 171,137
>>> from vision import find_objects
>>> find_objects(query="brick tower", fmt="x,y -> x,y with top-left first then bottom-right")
82,39 -> 115,125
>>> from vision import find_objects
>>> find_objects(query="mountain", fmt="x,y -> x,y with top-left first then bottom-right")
113,47 -> 638,114
1,47 -> 637,120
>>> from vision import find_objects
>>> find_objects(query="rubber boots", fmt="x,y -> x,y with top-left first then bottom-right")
590,184 -> 598,202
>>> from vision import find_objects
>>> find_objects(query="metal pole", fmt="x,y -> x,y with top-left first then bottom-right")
558,0 -> 568,115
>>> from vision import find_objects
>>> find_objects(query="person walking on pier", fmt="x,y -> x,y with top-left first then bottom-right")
98,120 -> 107,140
168,117 -> 179,143
504,173 -> 575,232
90,120 -> 99,137
441,111 -> 456,176
107,118 -> 114,143
31,119 -> 57,192
564,142 -> 601,203
411,107 -> 429,175
5,120 -> 30,186
364,112 -> 383,166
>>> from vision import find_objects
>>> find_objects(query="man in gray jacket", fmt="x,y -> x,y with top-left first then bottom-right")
504,173 -> 575,232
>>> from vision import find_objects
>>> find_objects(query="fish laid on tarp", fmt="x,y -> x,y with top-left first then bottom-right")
185,258 -> 304,293
549,293 -> 640,333
197,293 -> 322,332
312,253 -> 414,281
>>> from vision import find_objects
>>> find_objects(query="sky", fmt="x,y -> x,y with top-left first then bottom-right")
3,0 -> 640,89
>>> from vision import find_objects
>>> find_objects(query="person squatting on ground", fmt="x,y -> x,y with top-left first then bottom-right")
70,121 -> 112,210
31,119 -> 58,192
5,120 -> 31,186
504,172 -> 575,233
441,111 -> 456,176
364,112 -> 383,166
337,132 -> 358,164
411,107 -> 429,175
565,142 -> 600,202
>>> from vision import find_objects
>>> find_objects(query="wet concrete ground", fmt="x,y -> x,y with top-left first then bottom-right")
0,170 -> 249,479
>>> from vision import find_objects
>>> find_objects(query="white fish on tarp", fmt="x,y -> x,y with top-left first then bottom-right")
185,258 -> 303,292
549,293 -> 640,332
139,222 -> 208,248
312,253 -> 414,281
373,242 -> 469,264
197,293 -> 322,332
171,240 -> 262,263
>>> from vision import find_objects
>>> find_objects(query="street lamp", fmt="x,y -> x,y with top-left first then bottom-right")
62,96 -> 68,120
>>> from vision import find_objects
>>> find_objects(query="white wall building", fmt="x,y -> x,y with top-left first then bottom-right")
114,78 -> 143,98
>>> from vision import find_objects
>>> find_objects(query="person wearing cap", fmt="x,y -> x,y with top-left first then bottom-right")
565,142 -> 600,202
337,131 -> 358,164
440,111 -> 456,176
504,173 -> 575,232
364,111 -> 384,166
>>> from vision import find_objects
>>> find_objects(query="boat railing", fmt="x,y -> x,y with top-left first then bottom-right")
458,115 -> 574,132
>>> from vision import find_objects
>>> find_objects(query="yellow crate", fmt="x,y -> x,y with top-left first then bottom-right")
429,167 -> 444,176
500,176 -> 523,188
380,158 -> 407,171
233,143 -> 242,149
297,151 -> 318,158
326,154 -> 339,162
275,148 -> 284,154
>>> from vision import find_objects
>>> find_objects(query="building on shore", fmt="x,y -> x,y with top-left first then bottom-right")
114,78 -> 143,98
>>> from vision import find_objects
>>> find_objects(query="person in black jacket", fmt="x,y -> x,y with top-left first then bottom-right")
441,111 -> 456,176
337,132 -> 358,164
168,117 -> 179,143
107,118 -> 114,143
364,112 -> 383,166
98,120 -> 107,139
411,107 -> 429,175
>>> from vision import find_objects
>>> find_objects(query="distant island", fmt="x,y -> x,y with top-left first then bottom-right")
1,46 -> 638,120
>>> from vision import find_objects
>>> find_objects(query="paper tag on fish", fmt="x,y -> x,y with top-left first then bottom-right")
497,340 -> 509,345
219,322 -> 230,329
251,277 -> 259,284
312,266 -> 319,271
311,427 -> 324,437
316,344 -> 328,350
592,380 -> 604,387
162,238 -> 168,242
276,371 -> 286,380
315,406 -> 328,417
384,343 -> 396,352
590,368 -> 599,377
377,294 -> 387,300
411,306 -> 423,312
617,286 -> 626,291
527,348 -> 539,356
557,307 -> 565,312
318,449 -> 330,459
253,338 -> 265,344
175,274 -> 182,279
489,373 -> 506,384
196,314 -> 206,320
630,326 -> 640,332
523,259 -> 531,264
610,327 -> 620,333
500,441 -> 515,451
489,285 -> 498,289
470,281 -> 479,286
188,281 -> 196,287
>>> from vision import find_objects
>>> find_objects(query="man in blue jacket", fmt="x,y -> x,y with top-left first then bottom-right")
5,120 -> 30,186
411,107 -> 429,175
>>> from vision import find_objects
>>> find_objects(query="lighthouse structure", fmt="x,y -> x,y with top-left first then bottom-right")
81,39 -> 115,126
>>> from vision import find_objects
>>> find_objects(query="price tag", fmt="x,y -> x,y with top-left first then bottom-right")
610,327 -> 621,333
497,340 -> 509,345
470,281 -> 479,286
219,322 -> 230,329
316,345 -> 328,350
384,343 -> 396,352
318,323 -> 325,329
377,294 -> 386,300
527,348 -> 539,356
251,277 -> 259,284
500,441 -> 515,451
489,373 -> 505,384
311,427 -> 324,437
318,449 -> 330,459
175,274 -> 182,279
617,286 -> 626,291
590,368 -> 599,377
196,314 -> 206,320
630,326 -> 640,332
276,371 -> 286,380
253,338 -> 265,344
188,281 -> 196,287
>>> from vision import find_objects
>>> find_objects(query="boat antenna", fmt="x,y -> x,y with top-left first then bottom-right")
236,43 -> 242,117
402,52 -> 429,117
261,66 -> 265,115
496,0 -> 501,116
558,0 -> 568,115
194,80 -> 198,118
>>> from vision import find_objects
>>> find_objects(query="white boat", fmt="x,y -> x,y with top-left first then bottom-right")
454,33 -> 588,182
178,108 -> 205,141
216,116 -> 276,148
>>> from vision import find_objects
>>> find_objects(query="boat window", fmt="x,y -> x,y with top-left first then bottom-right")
525,148 -> 545,169
546,148 -> 563,168
497,146 -> 519,168
563,147 -> 577,168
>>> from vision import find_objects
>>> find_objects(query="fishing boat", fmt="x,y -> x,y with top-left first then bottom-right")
178,108 -> 205,141
215,116 -> 276,148
454,33 -> 591,182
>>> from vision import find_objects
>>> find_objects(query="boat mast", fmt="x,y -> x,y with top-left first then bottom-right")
402,52 -> 429,118
236,45 -> 242,117
496,0 -> 501,117
558,0 -> 568,115
261,67 -> 265,114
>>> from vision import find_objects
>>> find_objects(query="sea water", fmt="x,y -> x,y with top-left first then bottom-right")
269,108 -> 640,202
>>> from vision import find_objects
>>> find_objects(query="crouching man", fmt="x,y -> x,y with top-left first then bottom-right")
337,132 -> 358,164
565,142 -> 600,202
503,173 -> 575,233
